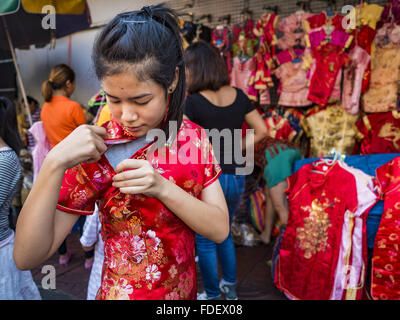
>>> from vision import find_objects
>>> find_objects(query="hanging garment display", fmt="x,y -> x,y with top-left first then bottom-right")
355,110 -> 400,154
233,18 -> 256,42
380,0 -> 400,25
275,160 -> 359,300
274,48 -> 312,107
371,156 -> 400,300
212,26 -> 234,73
342,45 -> 370,114
303,11 -> 345,32
349,25 -> 376,93
253,12 -> 278,56
276,11 -> 312,50
302,105 -> 361,157
230,55 -> 255,98
304,28 -> 353,106
362,24 -> 400,113
332,162 -> 377,300
247,50 -> 274,104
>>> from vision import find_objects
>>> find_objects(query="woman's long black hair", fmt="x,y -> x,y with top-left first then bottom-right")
92,3 -> 185,141
0,97 -> 23,154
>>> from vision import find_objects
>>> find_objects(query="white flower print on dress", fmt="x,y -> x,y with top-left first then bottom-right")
130,235 -> 147,264
109,278 -> 134,300
145,230 -> 161,251
146,264 -> 161,283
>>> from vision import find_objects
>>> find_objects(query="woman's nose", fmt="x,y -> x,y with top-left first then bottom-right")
121,105 -> 138,122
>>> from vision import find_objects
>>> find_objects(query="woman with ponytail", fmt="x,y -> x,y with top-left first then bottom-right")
14,3 -> 228,300
40,63 -> 87,266
0,97 -> 41,299
40,64 -> 86,148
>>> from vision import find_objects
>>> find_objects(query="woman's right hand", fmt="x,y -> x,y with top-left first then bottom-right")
47,124 -> 108,170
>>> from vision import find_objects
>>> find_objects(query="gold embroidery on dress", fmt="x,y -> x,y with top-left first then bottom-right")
296,198 -> 337,259
378,122 -> 400,150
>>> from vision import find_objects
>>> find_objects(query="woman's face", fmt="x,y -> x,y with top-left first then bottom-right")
102,71 -> 168,138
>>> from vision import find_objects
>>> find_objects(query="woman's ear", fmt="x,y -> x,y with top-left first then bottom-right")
169,67 -> 180,93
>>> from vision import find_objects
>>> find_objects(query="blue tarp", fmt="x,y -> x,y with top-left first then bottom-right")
293,153 -> 400,248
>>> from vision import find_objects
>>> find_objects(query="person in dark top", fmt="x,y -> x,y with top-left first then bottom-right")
184,40 -> 268,300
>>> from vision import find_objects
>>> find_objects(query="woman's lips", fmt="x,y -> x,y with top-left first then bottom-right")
124,125 -> 144,132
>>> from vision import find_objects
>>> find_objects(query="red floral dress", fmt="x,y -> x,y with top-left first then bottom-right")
372,156 -> 400,300
275,161 -> 358,300
57,119 -> 221,300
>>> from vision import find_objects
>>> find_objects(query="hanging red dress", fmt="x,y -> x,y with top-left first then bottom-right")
57,119 -> 222,300
275,161 -> 359,300
355,111 -> 400,155
372,156 -> 400,300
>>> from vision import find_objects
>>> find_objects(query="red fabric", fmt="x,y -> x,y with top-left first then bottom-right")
254,13 -> 278,56
233,19 -> 256,42
349,25 -> 376,93
57,119 -> 221,300
355,111 -> 400,155
307,43 -> 351,106
371,156 -> 400,300
305,12 -> 345,32
212,27 -> 233,73
275,161 -> 358,300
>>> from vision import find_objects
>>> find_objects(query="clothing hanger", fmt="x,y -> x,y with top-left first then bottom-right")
217,14 -> 231,28
311,148 -> 343,174
195,14 -> 212,25
175,2 -> 194,12
296,0 -> 312,13
178,12 -> 195,23
262,5 -> 279,15
325,0 -> 336,16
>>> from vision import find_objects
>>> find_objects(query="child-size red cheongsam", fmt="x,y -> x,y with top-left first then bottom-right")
275,161 -> 358,300
57,119 -> 222,300
371,156 -> 400,300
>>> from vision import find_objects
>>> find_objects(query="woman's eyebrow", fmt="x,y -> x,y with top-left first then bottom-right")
104,91 -> 152,100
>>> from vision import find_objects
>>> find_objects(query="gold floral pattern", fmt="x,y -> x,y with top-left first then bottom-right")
296,198 -> 336,259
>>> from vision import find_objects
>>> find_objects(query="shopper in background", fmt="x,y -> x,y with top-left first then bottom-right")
0,97 -> 41,300
40,63 -> 87,266
184,40 -> 268,300
23,96 -> 41,151
80,205 -> 104,300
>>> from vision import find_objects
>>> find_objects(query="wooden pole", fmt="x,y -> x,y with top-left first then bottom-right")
1,16 -> 32,127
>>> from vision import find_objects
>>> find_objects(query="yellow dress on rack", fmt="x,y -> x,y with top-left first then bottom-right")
301,105 -> 361,157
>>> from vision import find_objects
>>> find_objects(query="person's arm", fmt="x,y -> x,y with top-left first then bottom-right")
242,109 -> 268,151
13,125 -> 108,270
112,159 -> 229,243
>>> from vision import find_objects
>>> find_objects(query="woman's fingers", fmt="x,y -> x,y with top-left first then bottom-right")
112,176 -> 152,189
115,159 -> 148,173
119,186 -> 149,195
113,166 -> 148,182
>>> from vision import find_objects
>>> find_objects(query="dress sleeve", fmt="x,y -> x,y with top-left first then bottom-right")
200,127 -> 222,188
57,164 -> 99,215
375,160 -> 393,197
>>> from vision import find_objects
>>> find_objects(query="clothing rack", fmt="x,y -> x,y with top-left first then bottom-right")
263,5 -> 280,14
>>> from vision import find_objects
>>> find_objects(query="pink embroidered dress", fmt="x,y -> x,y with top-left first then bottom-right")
276,11 -> 313,50
57,119 -> 221,300
274,48 -> 312,107
342,45 -> 370,114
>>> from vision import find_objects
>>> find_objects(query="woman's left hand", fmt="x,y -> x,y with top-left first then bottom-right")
112,159 -> 167,198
